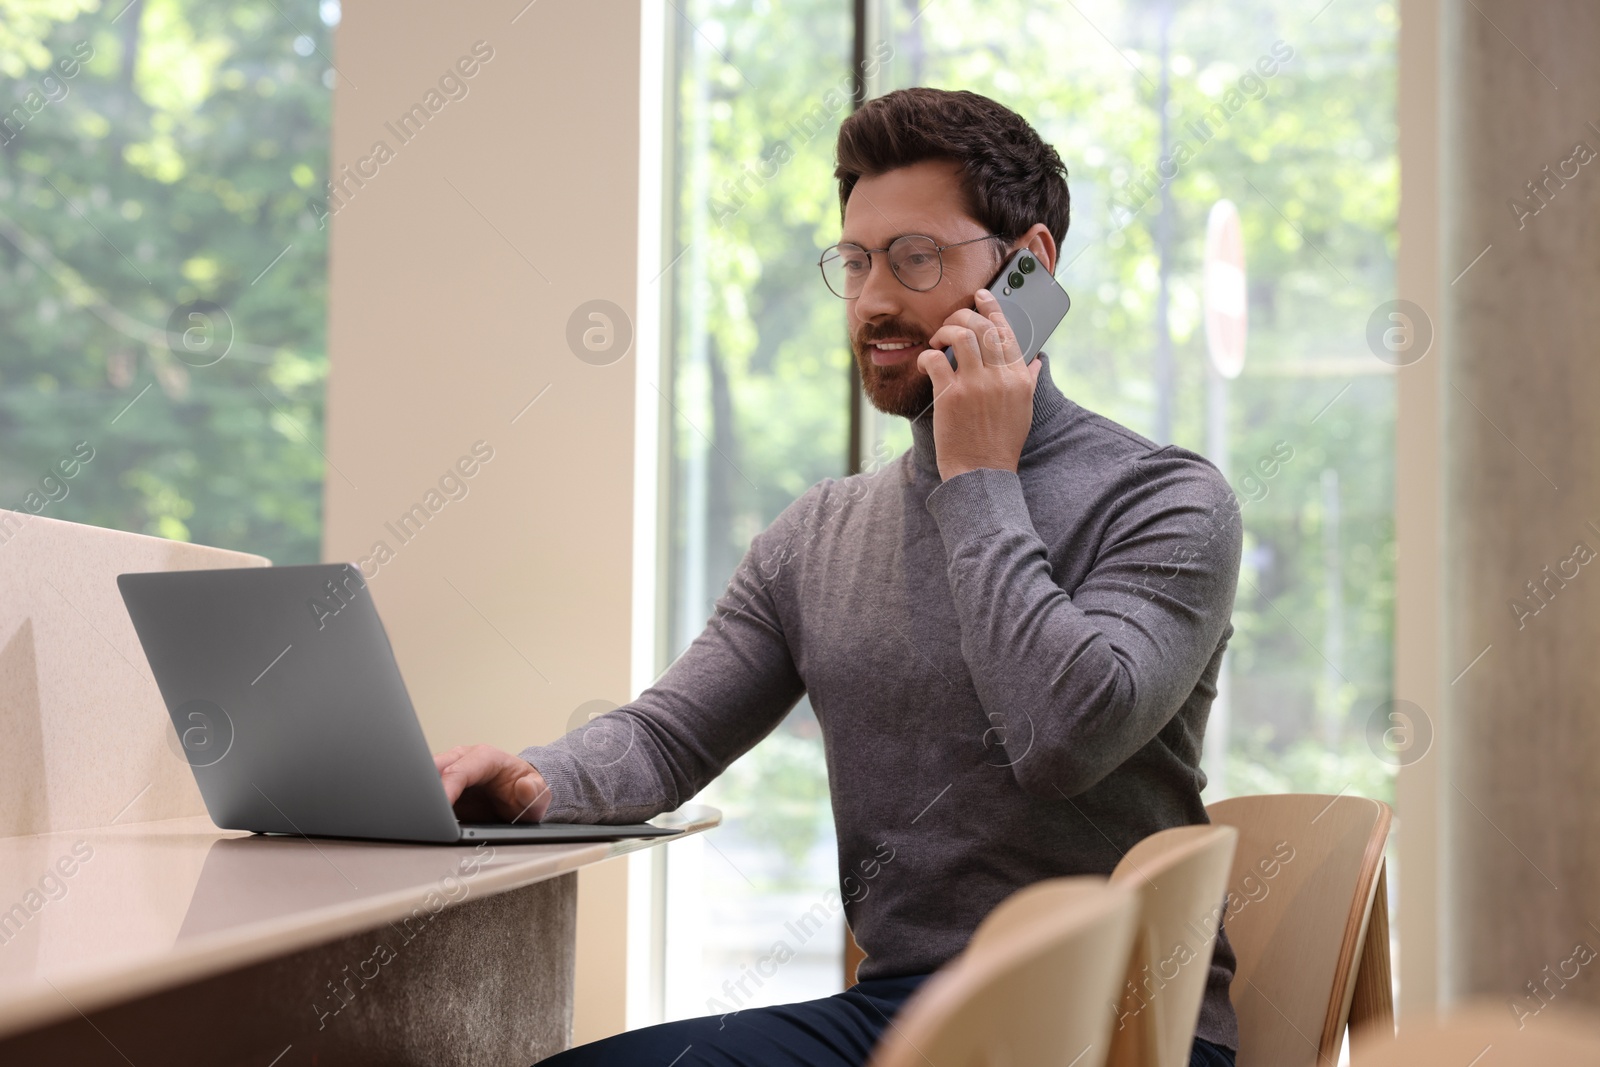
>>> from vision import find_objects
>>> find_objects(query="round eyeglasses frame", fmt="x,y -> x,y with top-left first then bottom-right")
817,232 -> 1009,299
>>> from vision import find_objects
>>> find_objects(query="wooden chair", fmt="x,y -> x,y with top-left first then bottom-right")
1352,1001 -> 1600,1066
1206,794 -> 1394,1067
866,877 -> 1139,1067
1104,825 -> 1240,1067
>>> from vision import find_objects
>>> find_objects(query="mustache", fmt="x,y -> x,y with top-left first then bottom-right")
855,321 -> 928,347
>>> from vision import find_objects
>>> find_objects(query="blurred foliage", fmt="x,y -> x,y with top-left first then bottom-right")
0,0 -> 331,562
715,728 -> 836,888
1227,724 -> 1397,802
665,0 -> 855,893
666,0 -> 1399,890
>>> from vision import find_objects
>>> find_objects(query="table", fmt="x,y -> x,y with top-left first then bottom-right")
0,805 -> 719,1066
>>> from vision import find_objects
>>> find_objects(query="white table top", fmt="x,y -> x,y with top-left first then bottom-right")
0,805 -> 719,1041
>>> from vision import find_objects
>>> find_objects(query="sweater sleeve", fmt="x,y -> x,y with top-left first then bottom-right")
516,484 -> 820,823
923,450 -> 1242,798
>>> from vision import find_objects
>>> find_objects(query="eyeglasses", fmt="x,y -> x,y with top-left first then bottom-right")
817,233 -> 1008,299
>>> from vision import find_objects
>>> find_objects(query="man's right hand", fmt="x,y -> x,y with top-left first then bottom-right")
433,744 -> 552,824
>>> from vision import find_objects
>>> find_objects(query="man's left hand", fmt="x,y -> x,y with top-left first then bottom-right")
915,288 -> 1043,481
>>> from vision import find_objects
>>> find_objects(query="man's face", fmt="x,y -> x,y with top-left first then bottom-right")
842,159 -> 1007,420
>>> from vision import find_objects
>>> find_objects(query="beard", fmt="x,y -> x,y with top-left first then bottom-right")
854,321 -> 936,421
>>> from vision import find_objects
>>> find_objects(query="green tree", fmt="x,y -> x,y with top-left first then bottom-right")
0,0 -> 332,563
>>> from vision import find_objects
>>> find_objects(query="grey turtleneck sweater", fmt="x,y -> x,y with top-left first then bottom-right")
519,352 -> 1243,1050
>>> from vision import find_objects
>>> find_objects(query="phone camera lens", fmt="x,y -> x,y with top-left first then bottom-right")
1008,271 -> 1025,288
1019,256 -> 1036,274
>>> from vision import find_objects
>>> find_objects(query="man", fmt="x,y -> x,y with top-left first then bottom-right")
435,86 -> 1243,1067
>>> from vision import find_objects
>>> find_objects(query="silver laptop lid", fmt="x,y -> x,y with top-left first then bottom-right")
118,562 -> 462,843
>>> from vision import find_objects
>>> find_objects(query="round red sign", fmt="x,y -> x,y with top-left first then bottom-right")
1204,200 -> 1247,379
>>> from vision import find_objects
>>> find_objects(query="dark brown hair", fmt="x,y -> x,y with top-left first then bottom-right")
834,87 -> 1071,248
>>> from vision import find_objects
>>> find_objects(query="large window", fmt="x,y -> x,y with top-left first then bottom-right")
658,0 -> 856,1021
866,0 -> 1400,804
0,0 -> 333,564
660,0 -> 1398,1022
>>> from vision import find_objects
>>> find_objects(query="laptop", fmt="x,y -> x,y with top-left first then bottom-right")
116,561 -> 681,845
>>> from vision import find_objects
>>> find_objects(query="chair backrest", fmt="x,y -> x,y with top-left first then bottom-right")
868,877 -> 1139,1067
1206,794 -> 1393,1067
1352,1001 -> 1600,1066
0,508 -> 270,836
1104,824 -> 1239,1067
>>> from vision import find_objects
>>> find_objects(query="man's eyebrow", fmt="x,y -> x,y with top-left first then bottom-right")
837,230 -> 945,247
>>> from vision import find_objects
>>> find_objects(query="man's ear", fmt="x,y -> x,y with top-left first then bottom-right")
1018,223 -> 1057,275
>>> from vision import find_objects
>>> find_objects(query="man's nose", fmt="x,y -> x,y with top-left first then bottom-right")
853,255 -> 903,322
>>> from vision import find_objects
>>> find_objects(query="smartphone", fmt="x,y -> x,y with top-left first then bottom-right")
943,246 -> 1071,370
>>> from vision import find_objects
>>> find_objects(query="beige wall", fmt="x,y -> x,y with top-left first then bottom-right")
324,1 -> 645,1044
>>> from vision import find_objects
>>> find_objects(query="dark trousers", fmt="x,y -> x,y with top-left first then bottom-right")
537,973 -> 1238,1066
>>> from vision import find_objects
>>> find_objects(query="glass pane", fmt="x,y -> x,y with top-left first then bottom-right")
0,0 -> 334,563
660,0 -> 853,1022
871,0 -> 1399,807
